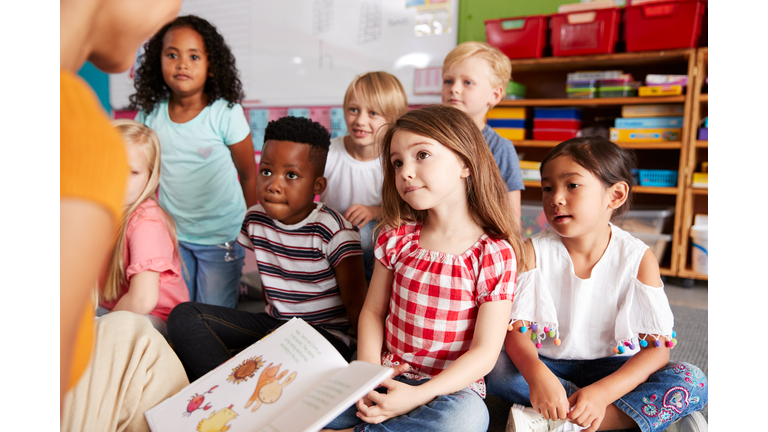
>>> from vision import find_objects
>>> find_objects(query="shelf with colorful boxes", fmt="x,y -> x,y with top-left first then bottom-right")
486,107 -> 526,141
610,104 -> 685,143
532,107 -> 582,141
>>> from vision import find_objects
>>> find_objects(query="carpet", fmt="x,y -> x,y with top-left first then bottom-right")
485,305 -> 708,431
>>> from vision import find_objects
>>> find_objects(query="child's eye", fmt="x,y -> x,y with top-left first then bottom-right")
348,107 -> 358,114
464,80 -> 473,86
260,169 -> 272,176
166,53 -> 177,59
286,172 -> 298,180
369,111 -> 378,117
392,160 -> 403,169
417,151 -> 430,160
542,186 -> 552,192
131,170 -> 140,175
568,183 -> 580,189
191,55 -> 200,60
443,79 -> 453,85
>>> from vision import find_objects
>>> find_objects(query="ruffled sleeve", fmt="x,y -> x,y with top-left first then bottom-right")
475,239 -> 516,305
615,278 -> 675,346
508,268 -> 560,335
374,224 -> 417,270
125,211 -> 181,280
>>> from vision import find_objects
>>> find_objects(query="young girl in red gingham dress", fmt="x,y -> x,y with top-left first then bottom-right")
323,104 -> 528,432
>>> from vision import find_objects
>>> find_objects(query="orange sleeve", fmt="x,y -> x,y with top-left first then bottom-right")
61,70 -> 128,389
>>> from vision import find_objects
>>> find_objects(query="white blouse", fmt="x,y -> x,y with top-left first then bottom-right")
510,223 -> 675,360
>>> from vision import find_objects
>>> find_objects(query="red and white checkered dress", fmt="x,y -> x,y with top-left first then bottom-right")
375,223 -> 517,397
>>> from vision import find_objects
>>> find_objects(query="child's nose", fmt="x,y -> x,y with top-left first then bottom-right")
267,178 -> 282,193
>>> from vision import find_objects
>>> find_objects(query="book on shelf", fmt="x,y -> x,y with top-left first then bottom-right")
145,317 -> 393,432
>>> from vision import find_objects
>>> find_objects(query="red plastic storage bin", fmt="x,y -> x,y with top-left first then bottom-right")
533,129 -> 580,140
625,0 -> 706,52
485,15 -> 548,59
549,8 -> 620,56
533,119 -> 582,130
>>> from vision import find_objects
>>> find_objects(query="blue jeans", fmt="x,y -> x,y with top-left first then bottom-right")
359,220 -> 378,285
486,352 -> 708,432
178,240 -> 245,309
324,375 -> 489,432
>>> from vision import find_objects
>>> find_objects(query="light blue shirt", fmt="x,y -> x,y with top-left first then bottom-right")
136,99 -> 251,245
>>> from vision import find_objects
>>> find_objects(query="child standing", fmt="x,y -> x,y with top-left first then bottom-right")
442,41 -> 525,219
486,137 -> 708,432
320,71 -> 409,283
130,15 -> 257,309
96,120 -> 190,338
323,105 -> 527,432
168,116 -> 368,382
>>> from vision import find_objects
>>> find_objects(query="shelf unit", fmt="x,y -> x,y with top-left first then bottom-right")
499,49 -> 701,278
677,47 -> 708,280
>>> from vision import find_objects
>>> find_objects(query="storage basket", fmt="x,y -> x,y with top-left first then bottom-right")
624,0 -> 707,52
485,15 -> 548,59
637,169 -> 678,187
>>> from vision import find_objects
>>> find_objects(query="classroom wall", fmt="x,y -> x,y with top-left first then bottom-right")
458,0 -> 575,44
78,61 -> 111,114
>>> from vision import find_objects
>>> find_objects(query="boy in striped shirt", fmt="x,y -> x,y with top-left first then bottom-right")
168,116 -> 367,382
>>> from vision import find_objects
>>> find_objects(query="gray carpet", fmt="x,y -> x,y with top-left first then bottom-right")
485,305 -> 708,431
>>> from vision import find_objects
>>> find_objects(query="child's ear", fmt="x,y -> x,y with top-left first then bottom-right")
489,84 -> 505,107
314,176 -> 327,196
608,181 -> 629,210
460,163 -> 471,179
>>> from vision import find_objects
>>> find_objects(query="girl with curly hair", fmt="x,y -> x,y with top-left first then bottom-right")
130,15 -> 257,309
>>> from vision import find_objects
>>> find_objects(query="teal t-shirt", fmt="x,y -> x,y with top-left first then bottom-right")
136,99 -> 251,245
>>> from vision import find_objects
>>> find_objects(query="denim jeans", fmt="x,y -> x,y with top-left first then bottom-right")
324,375 -> 489,432
178,239 -> 245,309
486,352 -> 708,432
359,220 -> 378,285
166,302 -> 354,382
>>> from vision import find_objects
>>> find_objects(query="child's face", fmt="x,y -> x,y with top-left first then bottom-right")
124,144 -> 151,206
257,140 -> 327,225
389,130 -> 470,212
344,90 -> 387,149
540,156 -> 616,239
441,56 -> 504,128
161,27 -> 210,99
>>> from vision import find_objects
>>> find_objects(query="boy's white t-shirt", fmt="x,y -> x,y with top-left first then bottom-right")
319,135 -> 383,215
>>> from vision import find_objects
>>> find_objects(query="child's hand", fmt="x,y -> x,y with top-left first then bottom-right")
567,386 -> 610,432
345,204 -> 376,228
529,369 -> 570,421
355,378 -> 431,424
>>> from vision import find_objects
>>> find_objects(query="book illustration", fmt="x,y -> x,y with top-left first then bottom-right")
145,318 -> 393,432
196,405 -> 238,432
245,363 -> 297,412
183,386 -> 218,417
227,356 -> 266,385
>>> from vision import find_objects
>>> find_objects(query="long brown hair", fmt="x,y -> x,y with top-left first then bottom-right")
377,105 -> 527,272
99,120 -> 181,302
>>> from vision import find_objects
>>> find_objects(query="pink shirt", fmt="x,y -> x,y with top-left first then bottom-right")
374,223 -> 516,397
100,199 -> 190,321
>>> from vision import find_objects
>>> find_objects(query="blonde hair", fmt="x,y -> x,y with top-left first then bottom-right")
99,119 -> 181,303
377,105 -> 527,272
442,41 -> 512,90
343,71 -> 409,124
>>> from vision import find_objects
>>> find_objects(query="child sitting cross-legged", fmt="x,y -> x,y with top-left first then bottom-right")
168,116 -> 368,382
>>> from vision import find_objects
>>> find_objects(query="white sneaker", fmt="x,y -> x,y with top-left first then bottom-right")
506,404 -> 568,432
665,411 -> 708,432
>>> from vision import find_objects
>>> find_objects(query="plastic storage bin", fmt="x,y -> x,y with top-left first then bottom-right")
550,8 -> 620,56
485,15 -> 548,59
533,129 -> 580,140
614,205 -> 674,235
520,201 -> 550,238
630,232 -> 672,264
625,0 -> 707,52
636,169 -> 678,187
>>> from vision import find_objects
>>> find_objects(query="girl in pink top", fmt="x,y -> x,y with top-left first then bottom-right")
97,120 -> 189,337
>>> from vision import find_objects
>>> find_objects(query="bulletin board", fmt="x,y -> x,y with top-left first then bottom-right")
109,0 -> 459,110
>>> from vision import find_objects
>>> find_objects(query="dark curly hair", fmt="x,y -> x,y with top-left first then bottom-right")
128,15 -> 244,114
264,116 -> 331,177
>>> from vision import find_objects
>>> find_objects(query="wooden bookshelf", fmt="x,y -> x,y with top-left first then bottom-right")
515,140 -> 682,150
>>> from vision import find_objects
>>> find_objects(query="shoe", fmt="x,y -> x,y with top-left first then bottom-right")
506,404 -> 568,432
665,411 -> 708,432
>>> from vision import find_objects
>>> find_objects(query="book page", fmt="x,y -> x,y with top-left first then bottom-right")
262,361 -> 394,432
145,318 -> 348,432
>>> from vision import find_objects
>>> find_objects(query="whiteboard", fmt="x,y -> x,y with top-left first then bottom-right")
110,0 -> 458,110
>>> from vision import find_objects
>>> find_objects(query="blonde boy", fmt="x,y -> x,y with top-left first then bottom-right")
442,41 -> 524,217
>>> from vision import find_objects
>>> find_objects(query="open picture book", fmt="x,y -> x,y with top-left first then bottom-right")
145,317 -> 394,432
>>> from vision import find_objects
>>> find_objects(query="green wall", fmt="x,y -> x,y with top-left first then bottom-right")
458,0 -> 576,44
